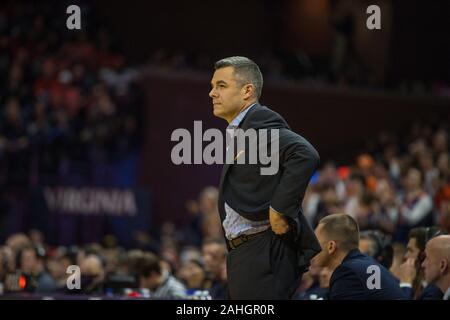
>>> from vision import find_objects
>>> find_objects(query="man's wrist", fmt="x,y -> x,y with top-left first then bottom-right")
269,206 -> 283,215
399,282 -> 413,288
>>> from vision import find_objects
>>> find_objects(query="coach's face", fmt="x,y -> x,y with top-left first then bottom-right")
209,66 -> 248,123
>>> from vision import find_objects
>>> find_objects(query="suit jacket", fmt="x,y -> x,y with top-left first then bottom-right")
329,249 -> 407,300
401,283 -> 444,300
218,103 -> 321,271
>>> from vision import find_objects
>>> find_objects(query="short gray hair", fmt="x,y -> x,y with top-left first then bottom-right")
214,56 -> 263,99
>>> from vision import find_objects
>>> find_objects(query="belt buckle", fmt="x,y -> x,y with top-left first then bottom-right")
230,234 -> 248,250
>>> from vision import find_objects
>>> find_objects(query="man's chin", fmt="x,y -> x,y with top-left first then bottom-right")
213,108 -> 223,119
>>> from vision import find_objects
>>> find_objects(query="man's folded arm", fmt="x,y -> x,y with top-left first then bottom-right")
270,130 -> 320,219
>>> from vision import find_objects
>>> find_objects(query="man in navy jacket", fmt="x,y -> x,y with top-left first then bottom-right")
314,214 -> 406,300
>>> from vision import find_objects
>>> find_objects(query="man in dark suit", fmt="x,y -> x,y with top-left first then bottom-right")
209,56 -> 321,299
422,235 -> 450,300
314,214 -> 406,299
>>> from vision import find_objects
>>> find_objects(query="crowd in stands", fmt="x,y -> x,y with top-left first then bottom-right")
0,120 -> 447,299
0,229 -> 227,299
0,1 -> 143,190
0,1 -> 144,243
296,121 -> 449,299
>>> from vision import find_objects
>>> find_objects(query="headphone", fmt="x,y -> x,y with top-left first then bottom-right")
361,230 -> 393,269
371,231 -> 393,269
418,227 -> 445,264
424,227 -> 443,244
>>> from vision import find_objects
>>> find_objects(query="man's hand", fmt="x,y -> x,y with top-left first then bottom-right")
399,258 -> 417,284
269,207 -> 290,235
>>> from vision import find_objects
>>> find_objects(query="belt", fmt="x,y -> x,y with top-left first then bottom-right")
227,229 -> 268,250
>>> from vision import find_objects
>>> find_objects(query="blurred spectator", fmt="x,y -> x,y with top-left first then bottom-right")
344,171 -> 367,219
182,187 -> 222,247
179,246 -> 202,266
395,168 -> 434,242
16,245 -> 57,293
76,254 -> 105,295
310,183 -> 343,228
6,233 -> 31,257
45,249 -> 68,289
199,187 -> 222,239
371,178 -> 398,234
202,237 -> 227,300
136,252 -> 186,299
177,259 -> 206,294
182,200 -> 203,247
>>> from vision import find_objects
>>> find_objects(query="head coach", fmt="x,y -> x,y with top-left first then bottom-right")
208,56 -> 321,299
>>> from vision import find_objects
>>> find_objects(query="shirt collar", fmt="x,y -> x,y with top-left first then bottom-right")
444,287 -> 450,300
228,103 -> 257,128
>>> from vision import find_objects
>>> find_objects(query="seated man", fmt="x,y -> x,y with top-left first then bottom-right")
422,235 -> 450,300
398,227 -> 444,300
202,237 -> 228,300
314,214 -> 406,300
17,245 -> 58,293
136,252 -> 186,299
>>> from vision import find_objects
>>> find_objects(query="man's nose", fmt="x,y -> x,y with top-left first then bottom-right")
209,88 -> 217,98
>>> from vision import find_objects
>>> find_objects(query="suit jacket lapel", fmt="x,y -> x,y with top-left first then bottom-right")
218,103 -> 261,192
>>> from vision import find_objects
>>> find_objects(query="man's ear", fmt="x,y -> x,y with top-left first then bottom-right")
242,84 -> 254,100
327,241 -> 337,255
440,258 -> 449,274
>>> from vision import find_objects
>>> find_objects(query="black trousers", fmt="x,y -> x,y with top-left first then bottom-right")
226,228 -> 302,300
